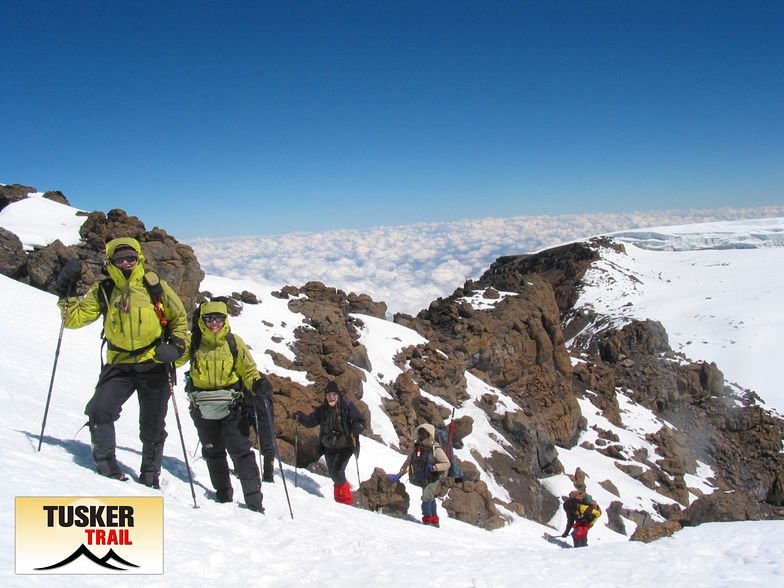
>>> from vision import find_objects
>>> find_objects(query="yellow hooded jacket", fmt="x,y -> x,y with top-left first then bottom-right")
176,300 -> 260,391
58,237 -> 188,364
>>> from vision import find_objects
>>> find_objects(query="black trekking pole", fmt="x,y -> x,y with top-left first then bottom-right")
258,395 -> 294,519
252,405 -> 265,487
294,420 -> 299,489
354,451 -> 365,509
166,363 -> 199,509
37,297 -> 71,451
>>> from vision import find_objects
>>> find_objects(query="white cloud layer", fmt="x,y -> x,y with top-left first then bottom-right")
193,206 -> 784,315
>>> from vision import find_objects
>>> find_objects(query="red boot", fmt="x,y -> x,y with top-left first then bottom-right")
336,482 -> 353,505
429,514 -> 440,527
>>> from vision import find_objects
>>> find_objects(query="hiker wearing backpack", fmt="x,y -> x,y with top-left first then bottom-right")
294,381 -> 364,506
561,490 -> 602,547
55,238 -> 188,487
176,299 -> 270,513
389,423 -> 451,527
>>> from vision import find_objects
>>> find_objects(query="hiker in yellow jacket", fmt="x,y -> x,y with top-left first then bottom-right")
55,237 -> 188,487
561,491 -> 602,547
176,299 -> 271,513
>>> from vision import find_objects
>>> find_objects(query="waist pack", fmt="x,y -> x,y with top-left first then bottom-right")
188,389 -> 240,420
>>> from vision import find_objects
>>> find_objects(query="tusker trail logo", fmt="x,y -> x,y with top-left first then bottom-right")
15,497 -> 163,575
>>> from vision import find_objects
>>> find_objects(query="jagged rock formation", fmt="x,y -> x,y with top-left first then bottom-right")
0,227 -> 27,279
394,273 -> 578,524
0,187 -> 204,312
518,239 -> 784,531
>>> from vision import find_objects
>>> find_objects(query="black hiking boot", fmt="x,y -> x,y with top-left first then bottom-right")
215,487 -> 234,503
104,471 -> 129,482
241,478 -> 264,513
245,492 -> 265,513
139,471 -> 160,489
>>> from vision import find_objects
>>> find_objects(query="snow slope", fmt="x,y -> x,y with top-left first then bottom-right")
0,193 -> 86,250
1,274 -> 783,587
1,199 -> 783,585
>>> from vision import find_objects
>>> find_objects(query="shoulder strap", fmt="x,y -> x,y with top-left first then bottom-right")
143,272 -> 168,334
98,278 -> 114,316
226,332 -> 238,365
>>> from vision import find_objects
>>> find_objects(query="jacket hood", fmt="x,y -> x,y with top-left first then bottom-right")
197,300 -> 230,344
105,237 -> 144,259
416,423 -> 436,445
105,237 -> 146,287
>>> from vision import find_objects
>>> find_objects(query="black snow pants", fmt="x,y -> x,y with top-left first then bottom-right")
190,406 -> 261,499
85,362 -> 169,481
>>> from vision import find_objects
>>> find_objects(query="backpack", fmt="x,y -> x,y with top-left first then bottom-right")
408,443 -> 439,488
434,426 -> 465,480
96,271 -> 169,364
577,501 -> 602,525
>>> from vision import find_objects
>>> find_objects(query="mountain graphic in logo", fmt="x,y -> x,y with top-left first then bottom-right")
35,544 -> 139,571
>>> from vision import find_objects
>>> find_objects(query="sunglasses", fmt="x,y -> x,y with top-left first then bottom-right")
111,254 -> 138,266
203,313 -> 227,324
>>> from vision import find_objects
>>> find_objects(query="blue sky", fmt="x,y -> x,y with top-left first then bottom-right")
2,1 -> 782,238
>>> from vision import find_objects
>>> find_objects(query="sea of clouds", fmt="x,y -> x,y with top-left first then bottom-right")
193,205 -> 784,316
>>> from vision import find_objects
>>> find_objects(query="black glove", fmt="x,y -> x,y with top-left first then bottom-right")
253,378 -> 273,403
561,531 -> 569,538
155,342 -> 183,362
55,259 -> 82,297
170,335 -> 186,354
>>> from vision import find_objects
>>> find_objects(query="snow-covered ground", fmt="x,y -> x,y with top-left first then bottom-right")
570,218 -> 784,414
1,198 -> 783,586
2,273 -> 783,587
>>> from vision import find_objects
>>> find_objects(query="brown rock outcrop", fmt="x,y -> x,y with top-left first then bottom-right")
0,184 -> 36,211
0,228 -> 27,278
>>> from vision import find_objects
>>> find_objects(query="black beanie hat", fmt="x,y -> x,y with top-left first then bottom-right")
325,381 -> 340,396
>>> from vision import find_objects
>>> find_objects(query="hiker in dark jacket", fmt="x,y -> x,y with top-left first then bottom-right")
295,381 -> 364,505
561,490 -> 602,547
176,300 -> 270,513
389,423 -> 451,527
56,238 -> 188,488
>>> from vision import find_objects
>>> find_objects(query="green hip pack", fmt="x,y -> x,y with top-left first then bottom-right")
188,389 -> 240,420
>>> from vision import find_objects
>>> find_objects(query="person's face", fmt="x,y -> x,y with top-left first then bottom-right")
203,313 -> 226,333
418,429 -> 429,442
326,391 -> 338,406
